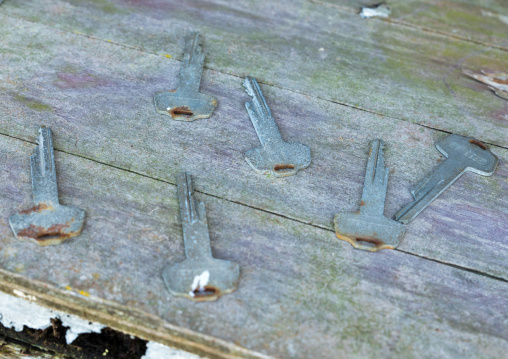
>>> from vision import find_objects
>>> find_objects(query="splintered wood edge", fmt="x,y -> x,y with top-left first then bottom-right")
0,269 -> 271,359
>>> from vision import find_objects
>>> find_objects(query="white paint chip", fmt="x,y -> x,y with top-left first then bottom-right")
0,291 -> 105,344
360,4 -> 391,19
13,289 -> 37,301
142,341 -> 203,359
189,270 -> 210,298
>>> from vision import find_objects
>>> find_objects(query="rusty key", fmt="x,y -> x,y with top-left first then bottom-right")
243,76 -> 311,177
334,140 -> 405,251
154,32 -> 217,121
9,127 -> 85,245
163,172 -> 239,302
395,134 -> 498,224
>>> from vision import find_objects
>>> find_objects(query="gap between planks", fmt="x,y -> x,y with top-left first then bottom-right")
307,0 -> 508,53
2,129 -> 507,286
2,10 -> 507,152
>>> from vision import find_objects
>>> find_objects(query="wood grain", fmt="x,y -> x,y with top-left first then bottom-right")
1,0 -> 508,147
1,134 -> 508,359
312,0 -> 508,49
0,13 -> 506,280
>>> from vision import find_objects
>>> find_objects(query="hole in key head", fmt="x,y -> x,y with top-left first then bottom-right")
469,139 -> 487,150
169,106 -> 194,117
36,233 -> 64,240
193,286 -> 218,298
356,237 -> 383,248
274,164 -> 295,173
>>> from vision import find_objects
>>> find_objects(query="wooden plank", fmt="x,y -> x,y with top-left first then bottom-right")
0,14 -> 507,280
1,134 -> 508,359
1,0 -> 508,147
311,0 -> 508,49
0,341 -> 60,359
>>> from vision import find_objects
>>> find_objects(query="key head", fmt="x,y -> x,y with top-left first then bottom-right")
9,203 -> 85,246
154,88 -> 217,121
162,257 -> 240,302
436,134 -> 498,175
245,141 -> 311,178
334,212 -> 405,252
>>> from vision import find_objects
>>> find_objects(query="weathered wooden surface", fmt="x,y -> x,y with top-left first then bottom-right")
0,13 -> 506,280
0,0 -> 507,358
314,0 -> 508,49
1,134 -> 508,359
0,340 -> 59,359
2,0 -> 508,147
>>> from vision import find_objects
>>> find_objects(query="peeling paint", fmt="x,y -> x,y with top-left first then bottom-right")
464,69 -> 508,101
0,291 -> 105,344
360,4 -> 390,19
141,342 -> 202,359
189,270 -> 210,298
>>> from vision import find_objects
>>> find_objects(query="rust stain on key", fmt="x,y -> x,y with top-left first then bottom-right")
243,76 -> 311,177
154,32 -> 217,121
163,172 -> 239,302
334,140 -> 405,251
9,127 -> 85,245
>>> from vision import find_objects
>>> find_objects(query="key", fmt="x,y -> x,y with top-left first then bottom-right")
243,76 -> 311,177
154,32 -> 217,121
395,134 -> 498,224
9,126 -> 86,246
162,172 -> 240,302
334,140 -> 405,251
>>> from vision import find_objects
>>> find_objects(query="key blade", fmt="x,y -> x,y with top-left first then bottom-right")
243,77 -> 282,146
176,172 -> 212,258
244,76 -> 274,122
31,126 -> 59,205
394,161 -> 463,224
360,139 -> 389,216
179,32 -> 205,92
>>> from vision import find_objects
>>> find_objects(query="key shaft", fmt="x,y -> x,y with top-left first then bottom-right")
359,139 -> 389,216
395,159 -> 463,223
244,76 -> 284,146
31,126 -> 59,205
178,32 -> 205,93
177,172 -> 213,259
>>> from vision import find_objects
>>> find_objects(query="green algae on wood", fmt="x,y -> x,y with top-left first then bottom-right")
14,94 -> 52,112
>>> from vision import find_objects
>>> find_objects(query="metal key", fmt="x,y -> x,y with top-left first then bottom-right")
243,76 -> 311,177
163,172 -> 239,302
9,126 -> 85,245
395,134 -> 498,224
334,140 -> 405,251
154,32 -> 217,121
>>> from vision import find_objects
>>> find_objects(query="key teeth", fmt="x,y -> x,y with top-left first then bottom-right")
243,76 -> 259,98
